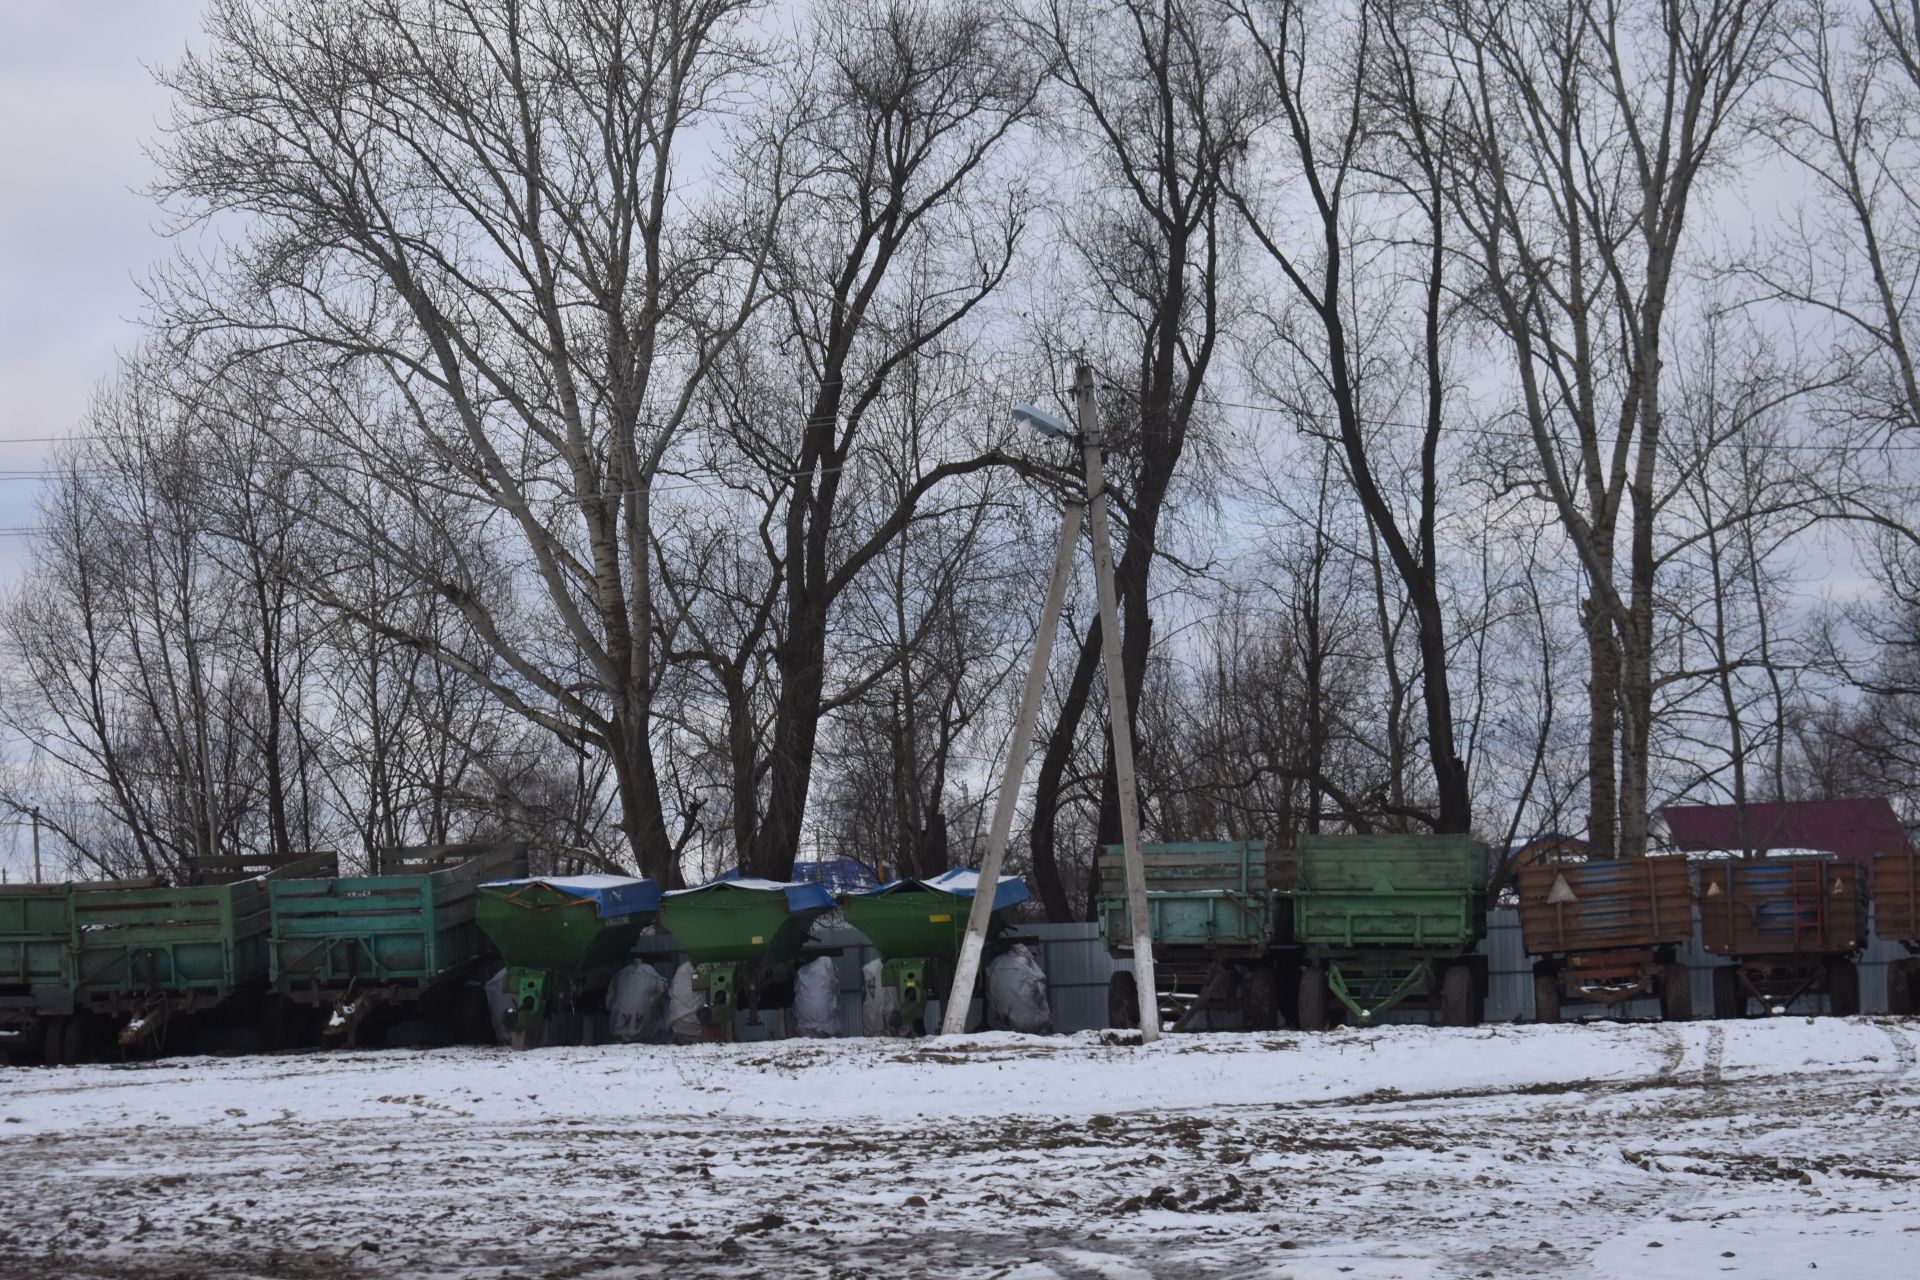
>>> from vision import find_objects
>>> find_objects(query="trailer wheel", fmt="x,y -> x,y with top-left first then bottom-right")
1826,957 -> 1860,1017
1659,963 -> 1693,1022
1107,972 -> 1139,1031
1712,966 -> 1744,1020
453,983 -> 494,1046
59,1012 -> 90,1065
1297,968 -> 1328,1032
1440,963 -> 1476,1027
40,1016 -> 68,1067
1533,970 -> 1561,1025
1243,966 -> 1282,1032
1890,958 -> 1918,1017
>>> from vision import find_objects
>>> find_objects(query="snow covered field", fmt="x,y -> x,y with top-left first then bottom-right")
3,1018 -> 1916,1279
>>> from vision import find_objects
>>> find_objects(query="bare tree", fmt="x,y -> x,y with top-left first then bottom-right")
1219,0 -> 1477,834
154,0 -> 789,881
1420,0 -> 1782,856
1018,0 -> 1253,918
692,0 -> 1040,878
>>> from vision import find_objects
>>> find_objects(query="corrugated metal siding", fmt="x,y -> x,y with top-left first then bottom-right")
630,908 -> 1911,1036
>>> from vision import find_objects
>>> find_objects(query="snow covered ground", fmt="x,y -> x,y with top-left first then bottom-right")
2,1018 -> 1916,1278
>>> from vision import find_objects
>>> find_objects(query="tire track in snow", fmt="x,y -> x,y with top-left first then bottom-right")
1875,1020 -> 1917,1076
1650,1024 -> 1688,1082
1702,1024 -> 1726,1087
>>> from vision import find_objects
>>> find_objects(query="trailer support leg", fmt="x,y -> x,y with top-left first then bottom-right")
694,963 -> 738,1034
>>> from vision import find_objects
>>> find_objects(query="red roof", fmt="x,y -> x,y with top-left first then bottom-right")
1659,798 -> 1912,867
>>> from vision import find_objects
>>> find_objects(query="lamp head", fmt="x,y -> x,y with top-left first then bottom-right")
1012,403 -> 1073,441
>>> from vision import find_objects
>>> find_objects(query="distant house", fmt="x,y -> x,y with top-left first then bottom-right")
1659,797 -> 1913,868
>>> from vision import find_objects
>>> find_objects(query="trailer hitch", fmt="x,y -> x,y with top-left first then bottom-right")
325,980 -> 383,1047
1328,960 -> 1433,1025
118,993 -> 170,1049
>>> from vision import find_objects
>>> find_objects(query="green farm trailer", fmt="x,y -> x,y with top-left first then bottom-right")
478,874 -> 662,1049
1097,841 -> 1296,1032
1293,833 -> 1490,1029
2,853 -> 335,1064
72,851 -> 338,1056
269,841 -> 526,1046
1,880 -> 117,1065
659,877 -> 836,1036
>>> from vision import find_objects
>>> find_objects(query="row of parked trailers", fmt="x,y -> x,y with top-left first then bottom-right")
8,832 -> 1918,1063
1097,834 -> 1920,1030
0,843 -> 527,1064
0,845 -> 1032,1064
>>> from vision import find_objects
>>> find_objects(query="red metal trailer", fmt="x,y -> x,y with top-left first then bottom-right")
1876,850 -> 1920,1015
1517,857 -> 1693,1022
1698,859 -> 1868,1018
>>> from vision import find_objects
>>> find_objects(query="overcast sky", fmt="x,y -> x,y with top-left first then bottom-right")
0,5 -> 204,874
0,5 -> 204,581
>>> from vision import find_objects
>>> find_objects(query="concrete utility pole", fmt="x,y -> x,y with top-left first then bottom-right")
31,808 -> 42,884
941,361 -> 1161,1042
1075,363 -> 1161,1041
940,500 -> 1083,1037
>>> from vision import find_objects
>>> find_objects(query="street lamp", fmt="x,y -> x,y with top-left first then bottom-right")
942,363 -> 1163,1043
1011,403 -> 1073,440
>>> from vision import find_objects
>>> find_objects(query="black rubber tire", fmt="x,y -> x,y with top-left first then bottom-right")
1533,970 -> 1561,1025
1106,971 -> 1140,1031
454,983 -> 494,1046
1660,963 -> 1693,1022
1889,958 -> 1918,1017
60,1012 -> 89,1065
1826,957 -> 1860,1017
1440,963 -> 1476,1027
1243,966 -> 1282,1031
1297,968 -> 1328,1032
263,996 -> 299,1051
40,1015 -> 68,1068
1712,965 -> 1744,1020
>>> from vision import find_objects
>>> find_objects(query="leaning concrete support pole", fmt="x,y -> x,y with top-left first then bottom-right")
940,498 -> 1084,1036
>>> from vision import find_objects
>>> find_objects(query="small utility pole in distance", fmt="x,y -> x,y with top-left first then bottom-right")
1074,362 -> 1161,1042
31,808 -> 42,884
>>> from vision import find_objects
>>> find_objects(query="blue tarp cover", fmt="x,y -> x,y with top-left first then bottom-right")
483,873 -> 662,920
859,868 -> 1029,914
664,876 -> 836,914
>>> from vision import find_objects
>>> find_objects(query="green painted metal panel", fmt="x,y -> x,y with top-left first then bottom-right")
71,881 -> 271,999
1293,834 -> 1489,953
0,886 -> 78,991
659,886 -> 828,967
840,888 -> 998,962
476,882 -> 651,977
1094,841 -> 1278,950
268,844 -> 525,993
